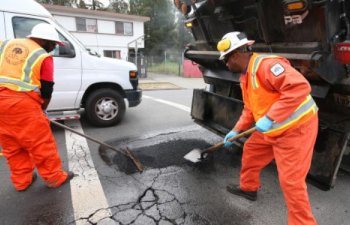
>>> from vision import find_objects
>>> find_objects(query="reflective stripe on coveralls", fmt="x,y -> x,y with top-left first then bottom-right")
0,39 -> 47,92
0,48 -> 46,92
245,54 -> 318,136
267,95 -> 318,134
0,40 -> 9,56
0,76 -> 40,92
0,39 -> 68,190
240,54 -> 318,225
250,54 -> 278,89
240,116 -> 318,225
0,40 -> 9,70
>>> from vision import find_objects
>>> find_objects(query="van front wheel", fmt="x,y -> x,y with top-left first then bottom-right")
85,89 -> 125,127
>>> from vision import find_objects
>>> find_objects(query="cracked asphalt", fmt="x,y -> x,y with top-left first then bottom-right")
1,89 -> 349,225
92,127 -> 251,225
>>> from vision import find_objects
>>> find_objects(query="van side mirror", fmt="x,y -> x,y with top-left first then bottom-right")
58,41 -> 75,57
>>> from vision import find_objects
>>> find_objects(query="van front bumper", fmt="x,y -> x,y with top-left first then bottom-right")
125,89 -> 142,107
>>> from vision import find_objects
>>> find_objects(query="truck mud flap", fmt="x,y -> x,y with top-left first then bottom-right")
191,89 -> 244,134
308,125 -> 350,190
340,153 -> 350,173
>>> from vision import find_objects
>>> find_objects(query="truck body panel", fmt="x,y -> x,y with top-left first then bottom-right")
177,0 -> 350,189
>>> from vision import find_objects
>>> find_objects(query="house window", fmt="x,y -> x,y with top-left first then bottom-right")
76,17 -> 97,33
104,50 -> 121,59
115,21 -> 133,36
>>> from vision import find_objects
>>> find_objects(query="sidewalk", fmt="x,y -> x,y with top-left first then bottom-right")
139,73 -> 207,90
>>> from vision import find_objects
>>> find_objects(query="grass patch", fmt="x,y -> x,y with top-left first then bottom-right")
148,62 -> 181,75
139,82 -> 181,90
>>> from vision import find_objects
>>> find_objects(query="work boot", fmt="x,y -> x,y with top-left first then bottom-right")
226,183 -> 257,201
48,171 -> 75,188
46,171 -> 75,188
61,171 -> 75,186
18,172 -> 37,192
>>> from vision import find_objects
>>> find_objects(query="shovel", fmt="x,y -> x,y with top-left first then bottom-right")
184,127 -> 257,163
50,120 -> 144,173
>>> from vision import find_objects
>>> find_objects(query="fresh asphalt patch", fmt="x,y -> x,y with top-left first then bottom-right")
98,129 -> 242,174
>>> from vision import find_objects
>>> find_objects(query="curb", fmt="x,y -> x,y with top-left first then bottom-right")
139,82 -> 182,90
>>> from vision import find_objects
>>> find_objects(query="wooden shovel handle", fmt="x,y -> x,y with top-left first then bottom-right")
202,127 -> 257,155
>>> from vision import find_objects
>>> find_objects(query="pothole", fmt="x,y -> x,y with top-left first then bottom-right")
100,139 -> 210,174
99,137 -> 242,174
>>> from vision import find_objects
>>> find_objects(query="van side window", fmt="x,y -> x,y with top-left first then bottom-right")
12,17 -> 74,58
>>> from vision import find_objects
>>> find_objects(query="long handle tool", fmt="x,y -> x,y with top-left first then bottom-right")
184,127 -> 257,163
50,120 -> 144,172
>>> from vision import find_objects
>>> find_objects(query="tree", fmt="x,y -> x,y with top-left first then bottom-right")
129,0 -> 177,58
37,0 -> 105,9
129,0 -> 152,16
91,0 -> 105,10
36,0 -> 76,6
78,0 -> 87,9
109,0 -> 128,14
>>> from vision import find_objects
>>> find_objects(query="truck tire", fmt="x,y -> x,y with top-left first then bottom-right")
85,89 -> 125,127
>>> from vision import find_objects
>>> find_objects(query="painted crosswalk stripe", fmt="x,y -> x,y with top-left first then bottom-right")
64,120 -> 111,225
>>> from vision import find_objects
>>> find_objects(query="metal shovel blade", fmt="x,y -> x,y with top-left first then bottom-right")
184,148 -> 204,163
184,127 -> 257,164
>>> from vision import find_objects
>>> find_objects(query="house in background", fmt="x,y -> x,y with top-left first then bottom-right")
42,4 -> 149,61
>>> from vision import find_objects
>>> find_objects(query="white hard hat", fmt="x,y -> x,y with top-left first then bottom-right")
217,32 -> 255,60
27,23 -> 64,46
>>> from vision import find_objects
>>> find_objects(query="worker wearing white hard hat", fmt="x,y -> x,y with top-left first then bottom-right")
27,23 -> 64,44
218,31 -> 319,225
27,23 -> 64,53
217,31 -> 255,60
0,23 -> 74,192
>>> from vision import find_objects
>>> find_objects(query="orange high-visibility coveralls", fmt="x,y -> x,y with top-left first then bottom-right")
233,53 -> 318,225
0,39 -> 68,191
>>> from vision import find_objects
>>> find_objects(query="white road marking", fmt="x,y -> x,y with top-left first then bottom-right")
64,120 -> 111,225
64,95 -> 189,223
143,95 -> 191,112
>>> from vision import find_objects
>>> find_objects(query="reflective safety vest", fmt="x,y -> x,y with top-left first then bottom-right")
242,53 -> 318,136
0,38 -> 49,92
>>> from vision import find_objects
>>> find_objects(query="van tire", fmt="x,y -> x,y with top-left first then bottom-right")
85,89 -> 125,127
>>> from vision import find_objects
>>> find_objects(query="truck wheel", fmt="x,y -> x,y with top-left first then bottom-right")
85,89 -> 125,127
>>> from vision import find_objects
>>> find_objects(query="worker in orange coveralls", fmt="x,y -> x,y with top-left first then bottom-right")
0,23 -> 74,192
217,32 -> 318,225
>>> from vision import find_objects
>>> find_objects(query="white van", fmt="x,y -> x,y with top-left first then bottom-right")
0,0 -> 142,127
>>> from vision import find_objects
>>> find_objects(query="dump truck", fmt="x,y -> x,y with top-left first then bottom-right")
174,0 -> 350,190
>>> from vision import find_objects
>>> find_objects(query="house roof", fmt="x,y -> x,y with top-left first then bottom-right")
42,4 -> 150,22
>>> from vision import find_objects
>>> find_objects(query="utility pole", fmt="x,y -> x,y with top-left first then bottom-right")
178,17 -> 184,77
